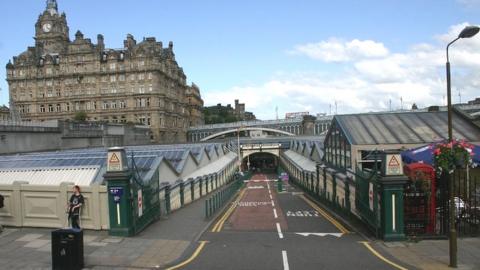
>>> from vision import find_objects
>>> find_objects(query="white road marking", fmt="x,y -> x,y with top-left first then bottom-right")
271,200 -> 275,207
273,208 -> 278,219
295,232 -> 344,238
269,194 -> 273,200
247,185 -> 265,189
276,222 -> 283,239
282,250 -> 289,270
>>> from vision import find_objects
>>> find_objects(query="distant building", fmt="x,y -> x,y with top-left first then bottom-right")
203,99 -> 256,124
0,106 -> 9,121
285,112 -> 309,119
468,97 -> 480,105
5,0 -> 203,143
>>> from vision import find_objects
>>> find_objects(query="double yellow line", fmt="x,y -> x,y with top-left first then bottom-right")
300,194 -> 350,234
359,241 -> 408,270
166,241 -> 208,270
211,189 -> 246,232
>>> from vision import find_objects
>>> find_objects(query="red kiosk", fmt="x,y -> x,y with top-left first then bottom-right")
403,163 -> 436,235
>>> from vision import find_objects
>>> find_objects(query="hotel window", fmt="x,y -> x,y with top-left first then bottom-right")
48,104 -> 54,112
119,74 -> 125,81
40,105 -> 45,113
56,104 -> 61,112
138,73 -> 145,80
120,100 -> 126,109
102,101 -> 109,110
110,63 -> 116,70
110,75 -> 116,82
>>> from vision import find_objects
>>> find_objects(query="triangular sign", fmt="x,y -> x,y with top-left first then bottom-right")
109,153 -> 120,163
388,155 -> 400,166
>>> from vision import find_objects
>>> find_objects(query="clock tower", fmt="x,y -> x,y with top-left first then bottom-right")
34,0 -> 69,54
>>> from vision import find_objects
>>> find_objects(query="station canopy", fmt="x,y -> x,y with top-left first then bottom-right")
0,143 -> 228,186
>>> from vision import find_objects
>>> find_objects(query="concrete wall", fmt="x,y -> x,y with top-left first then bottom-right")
0,120 -> 151,155
0,182 -> 109,230
0,129 -> 62,154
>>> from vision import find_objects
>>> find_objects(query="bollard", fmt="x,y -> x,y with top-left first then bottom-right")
278,178 -> 283,192
205,199 -> 209,218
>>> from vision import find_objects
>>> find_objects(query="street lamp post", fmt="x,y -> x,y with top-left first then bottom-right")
237,126 -> 242,173
445,25 -> 479,268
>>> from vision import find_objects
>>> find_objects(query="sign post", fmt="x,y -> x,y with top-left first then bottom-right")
380,151 -> 408,241
104,147 -> 134,237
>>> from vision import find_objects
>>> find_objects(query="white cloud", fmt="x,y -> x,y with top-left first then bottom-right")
457,0 -> 480,8
206,23 -> 480,120
291,38 -> 389,62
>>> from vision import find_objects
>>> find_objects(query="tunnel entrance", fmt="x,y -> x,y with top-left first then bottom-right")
242,152 -> 278,174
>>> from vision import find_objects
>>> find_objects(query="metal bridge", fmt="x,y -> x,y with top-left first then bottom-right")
187,115 -> 333,142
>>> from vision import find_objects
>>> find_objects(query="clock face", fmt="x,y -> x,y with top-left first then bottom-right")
42,23 -> 52,33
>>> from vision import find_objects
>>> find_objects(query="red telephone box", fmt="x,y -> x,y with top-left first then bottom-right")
403,163 -> 436,235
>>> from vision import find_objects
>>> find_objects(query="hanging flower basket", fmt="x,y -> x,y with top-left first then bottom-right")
433,139 -> 474,174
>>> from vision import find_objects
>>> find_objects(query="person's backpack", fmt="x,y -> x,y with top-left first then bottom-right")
0,194 -> 4,209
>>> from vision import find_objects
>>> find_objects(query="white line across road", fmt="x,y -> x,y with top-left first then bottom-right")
282,250 -> 290,270
273,208 -> 278,219
276,222 -> 284,239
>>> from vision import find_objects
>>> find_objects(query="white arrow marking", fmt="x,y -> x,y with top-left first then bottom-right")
295,232 -> 343,238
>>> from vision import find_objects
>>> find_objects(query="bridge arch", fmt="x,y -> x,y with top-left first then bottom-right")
200,127 -> 295,141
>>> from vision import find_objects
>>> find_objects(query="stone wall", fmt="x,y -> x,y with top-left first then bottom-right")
0,182 -> 109,230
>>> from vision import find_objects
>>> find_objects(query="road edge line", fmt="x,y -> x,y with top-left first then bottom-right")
359,241 -> 409,270
300,195 -> 350,234
165,241 -> 208,270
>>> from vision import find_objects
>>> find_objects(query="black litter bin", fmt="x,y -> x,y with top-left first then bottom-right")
51,228 -> 84,270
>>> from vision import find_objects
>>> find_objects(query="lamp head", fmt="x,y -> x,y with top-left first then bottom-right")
459,26 -> 480,39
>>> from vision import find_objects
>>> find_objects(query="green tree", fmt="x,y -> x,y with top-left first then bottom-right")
73,111 -> 87,122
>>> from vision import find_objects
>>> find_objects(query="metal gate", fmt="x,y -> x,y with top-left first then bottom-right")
434,169 -> 480,237
355,167 -> 381,237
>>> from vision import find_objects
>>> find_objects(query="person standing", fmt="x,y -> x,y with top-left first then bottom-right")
68,185 -> 84,229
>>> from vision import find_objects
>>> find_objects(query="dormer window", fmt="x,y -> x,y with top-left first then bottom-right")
119,52 -> 125,61
101,52 -> 108,62
39,58 -> 45,67
54,56 -> 60,65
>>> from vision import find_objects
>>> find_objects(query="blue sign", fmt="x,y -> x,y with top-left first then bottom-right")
109,187 -> 124,203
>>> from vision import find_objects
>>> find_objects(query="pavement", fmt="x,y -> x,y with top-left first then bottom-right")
0,189 -> 224,270
0,173 -> 479,270
379,238 -> 480,270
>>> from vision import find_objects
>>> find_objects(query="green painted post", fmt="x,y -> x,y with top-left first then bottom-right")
380,151 -> 408,242
165,185 -> 171,214
104,147 -> 134,237
205,199 -> 209,218
191,181 -> 195,201
380,180 -> 407,241
205,176 -> 209,194
180,181 -> 184,207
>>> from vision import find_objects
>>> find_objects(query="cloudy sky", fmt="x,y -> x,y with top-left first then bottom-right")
1,0 -> 480,119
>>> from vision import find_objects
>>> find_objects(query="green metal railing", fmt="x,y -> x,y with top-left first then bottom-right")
205,178 -> 244,218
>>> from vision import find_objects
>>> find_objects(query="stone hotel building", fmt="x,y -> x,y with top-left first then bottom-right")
6,0 -> 204,143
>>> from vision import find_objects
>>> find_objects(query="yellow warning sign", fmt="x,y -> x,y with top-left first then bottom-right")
388,155 -> 400,167
386,154 -> 403,176
107,151 -> 123,171
109,153 -> 120,164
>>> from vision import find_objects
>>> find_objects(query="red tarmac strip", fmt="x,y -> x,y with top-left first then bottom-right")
225,173 -> 287,231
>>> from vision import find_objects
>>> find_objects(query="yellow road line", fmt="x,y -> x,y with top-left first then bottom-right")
300,195 -> 350,234
359,241 -> 408,270
211,189 -> 246,232
166,241 -> 208,270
